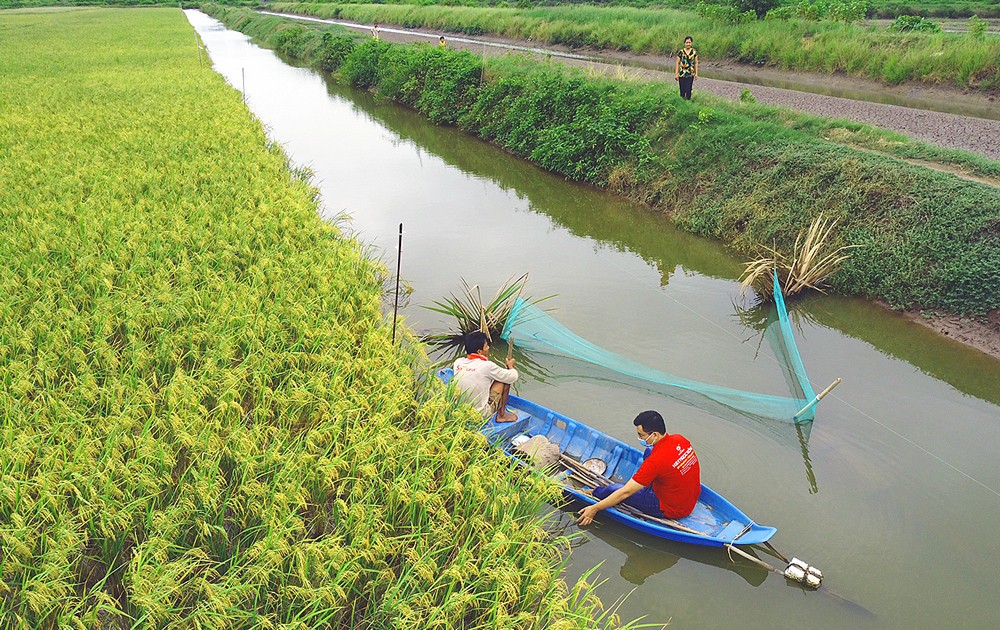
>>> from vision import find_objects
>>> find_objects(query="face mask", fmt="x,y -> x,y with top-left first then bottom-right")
638,435 -> 653,447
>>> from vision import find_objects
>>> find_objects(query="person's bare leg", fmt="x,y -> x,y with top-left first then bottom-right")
491,381 -> 517,422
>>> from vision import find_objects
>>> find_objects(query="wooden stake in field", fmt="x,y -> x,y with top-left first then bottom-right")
392,223 -> 403,343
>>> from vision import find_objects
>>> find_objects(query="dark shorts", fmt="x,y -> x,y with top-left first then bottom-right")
593,483 -> 665,518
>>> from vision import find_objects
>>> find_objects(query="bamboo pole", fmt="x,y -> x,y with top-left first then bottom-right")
497,333 -> 514,419
557,455 -> 707,536
793,377 -> 842,420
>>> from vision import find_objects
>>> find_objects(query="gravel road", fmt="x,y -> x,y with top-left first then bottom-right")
690,76 -> 1000,161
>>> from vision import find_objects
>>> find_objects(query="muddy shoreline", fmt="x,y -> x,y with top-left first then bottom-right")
901,307 -> 1000,361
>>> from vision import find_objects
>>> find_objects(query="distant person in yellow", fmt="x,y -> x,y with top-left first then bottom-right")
674,35 -> 698,100
439,35 -> 446,48
452,331 -> 519,422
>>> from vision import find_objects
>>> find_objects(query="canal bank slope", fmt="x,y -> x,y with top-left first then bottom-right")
0,7 -> 624,626
206,6 -> 1000,360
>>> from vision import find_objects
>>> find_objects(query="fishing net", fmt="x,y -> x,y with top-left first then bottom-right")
501,271 -> 818,423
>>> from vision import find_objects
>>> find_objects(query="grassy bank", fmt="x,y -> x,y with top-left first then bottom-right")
0,7 -> 633,627
271,1 -> 1000,93
207,5 -> 1000,316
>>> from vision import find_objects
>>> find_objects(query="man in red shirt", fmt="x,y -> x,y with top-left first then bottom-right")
577,410 -> 701,526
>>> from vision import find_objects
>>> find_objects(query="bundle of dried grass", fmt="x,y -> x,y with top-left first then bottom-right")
740,214 -> 858,300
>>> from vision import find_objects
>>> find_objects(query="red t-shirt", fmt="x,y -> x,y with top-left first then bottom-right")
632,433 -> 701,518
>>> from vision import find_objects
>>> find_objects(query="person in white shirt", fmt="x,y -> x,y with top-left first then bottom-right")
452,331 -> 518,422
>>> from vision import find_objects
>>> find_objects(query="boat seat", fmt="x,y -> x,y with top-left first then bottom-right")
484,412 -> 532,443
712,520 -> 749,541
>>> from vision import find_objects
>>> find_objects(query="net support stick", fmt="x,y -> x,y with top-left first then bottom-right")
793,377 -> 842,421
391,223 -> 403,343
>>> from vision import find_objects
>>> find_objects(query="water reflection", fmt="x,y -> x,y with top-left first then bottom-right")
319,79 -> 1000,407
553,506 -> 769,587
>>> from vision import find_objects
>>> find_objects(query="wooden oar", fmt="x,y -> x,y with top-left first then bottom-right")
497,334 -> 514,418
557,454 -> 708,536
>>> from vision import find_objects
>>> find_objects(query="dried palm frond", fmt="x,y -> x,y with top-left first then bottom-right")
740,214 -> 858,300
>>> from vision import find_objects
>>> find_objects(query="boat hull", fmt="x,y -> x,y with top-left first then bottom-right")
441,369 -> 776,547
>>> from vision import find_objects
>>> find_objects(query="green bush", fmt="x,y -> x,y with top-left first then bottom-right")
318,32 -> 357,71
888,14 -> 943,31
461,70 -> 662,182
272,24 -> 309,57
696,1 -> 758,23
733,0 -> 779,18
967,14 -> 989,38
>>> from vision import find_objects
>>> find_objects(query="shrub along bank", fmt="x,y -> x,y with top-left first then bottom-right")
0,7 -> 629,627
270,2 -> 1000,94
206,5 -> 1000,316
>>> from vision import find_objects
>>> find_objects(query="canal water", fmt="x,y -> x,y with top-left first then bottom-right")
187,11 -> 1000,628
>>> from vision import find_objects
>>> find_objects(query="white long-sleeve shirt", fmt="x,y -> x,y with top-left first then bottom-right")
452,353 -> 518,416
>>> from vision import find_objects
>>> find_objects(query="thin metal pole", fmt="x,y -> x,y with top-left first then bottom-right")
242,68 -> 246,104
194,28 -> 203,69
391,223 -> 403,343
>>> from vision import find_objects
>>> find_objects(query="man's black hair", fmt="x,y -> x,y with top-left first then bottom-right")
465,331 -> 488,354
633,410 -> 666,435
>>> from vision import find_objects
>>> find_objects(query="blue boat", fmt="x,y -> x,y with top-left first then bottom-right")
440,368 -> 777,548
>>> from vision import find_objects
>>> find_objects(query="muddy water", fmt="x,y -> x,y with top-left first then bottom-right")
188,11 -> 1000,627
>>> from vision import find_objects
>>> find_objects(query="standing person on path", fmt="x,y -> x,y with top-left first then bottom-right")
439,35 -> 446,48
577,410 -> 701,526
452,331 -> 519,422
371,22 -> 380,40
674,36 -> 698,100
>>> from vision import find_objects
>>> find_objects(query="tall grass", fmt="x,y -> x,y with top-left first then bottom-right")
273,1 -> 1000,92
0,7 -> 650,627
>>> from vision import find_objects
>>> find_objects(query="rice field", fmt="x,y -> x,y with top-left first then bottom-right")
0,7 -> 637,627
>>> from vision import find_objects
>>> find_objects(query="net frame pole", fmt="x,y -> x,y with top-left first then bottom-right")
793,378 -> 842,421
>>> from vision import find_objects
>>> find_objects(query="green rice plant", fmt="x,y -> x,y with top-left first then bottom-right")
0,8 -> 648,626
739,214 -> 858,298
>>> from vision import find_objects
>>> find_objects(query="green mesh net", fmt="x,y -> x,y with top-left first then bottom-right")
501,271 -> 818,424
